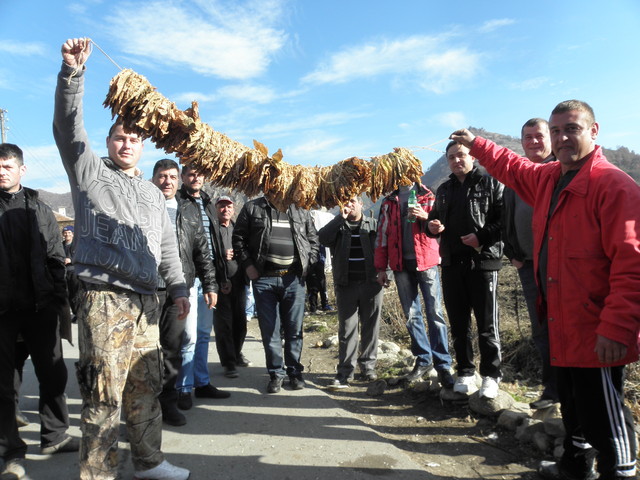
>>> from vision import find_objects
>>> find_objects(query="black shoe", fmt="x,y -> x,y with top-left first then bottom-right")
177,392 -> 193,411
530,397 -> 556,410
41,435 -> 80,455
267,376 -> 284,394
405,363 -> 432,382
437,370 -> 455,389
224,366 -> 239,378
538,461 -> 597,480
289,374 -> 306,390
238,354 -> 252,367
194,384 -> 231,399
161,403 -> 187,427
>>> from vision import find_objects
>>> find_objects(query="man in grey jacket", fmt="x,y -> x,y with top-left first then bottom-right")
54,38 -> 190,480
319,196 -> 383,388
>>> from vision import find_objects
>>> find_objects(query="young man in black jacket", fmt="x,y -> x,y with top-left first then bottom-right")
0,143 -> 78,479
428,141 -> 504,399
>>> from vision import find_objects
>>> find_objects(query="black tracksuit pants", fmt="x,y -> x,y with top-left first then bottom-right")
441,260 -> 501,379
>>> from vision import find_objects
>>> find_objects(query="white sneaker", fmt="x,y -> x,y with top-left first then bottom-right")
134,460 -> 190,480
479,376 -> 500,399
453,375 -> 478,395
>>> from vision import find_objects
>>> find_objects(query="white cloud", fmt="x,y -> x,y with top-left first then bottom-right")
217,84 -> 278,104
255,111 -> 369,138
285,137 -> 343,162
0,40 -> 46,56
173,91 -> 219,105
67,0 -> 104,15
510,76 -> 550,90
104,0 -> 288,80
478,18 -> 515,33
435,112 -> 467,130
302,34 -> 482,94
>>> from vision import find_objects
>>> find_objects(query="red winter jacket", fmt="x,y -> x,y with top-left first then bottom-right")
374,183 -> 440,272
472,137 -> 640,367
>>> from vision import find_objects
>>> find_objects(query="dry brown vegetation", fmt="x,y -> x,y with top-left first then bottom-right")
323,259 -> 640,417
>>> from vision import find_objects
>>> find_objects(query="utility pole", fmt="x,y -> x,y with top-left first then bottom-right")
0,109 -> 6,143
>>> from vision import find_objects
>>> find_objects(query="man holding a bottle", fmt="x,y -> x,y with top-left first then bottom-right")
374,182 -> 455,389
427,141 -> 504,399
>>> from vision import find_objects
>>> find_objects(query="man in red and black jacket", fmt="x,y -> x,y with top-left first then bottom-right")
375,182 -> 454,389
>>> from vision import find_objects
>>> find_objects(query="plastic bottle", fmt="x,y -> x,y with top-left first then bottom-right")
407,189 -> 417,223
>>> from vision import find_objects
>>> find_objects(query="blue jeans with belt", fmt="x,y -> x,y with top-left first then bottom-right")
253,273 -> 305,378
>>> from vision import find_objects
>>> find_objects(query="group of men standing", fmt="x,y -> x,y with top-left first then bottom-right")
0,34 -> 637,480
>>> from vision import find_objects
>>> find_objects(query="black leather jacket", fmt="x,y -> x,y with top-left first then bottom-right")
175,189 -> 217,293
233,197 -> 319,279
0,187 -> 67,314
428,167 -> 504,270
319,214 -> 378,287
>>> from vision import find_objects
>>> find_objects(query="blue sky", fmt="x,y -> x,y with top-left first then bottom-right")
1,0 -> 640,193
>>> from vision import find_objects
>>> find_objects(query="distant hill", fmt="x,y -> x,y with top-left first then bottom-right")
37,190 -> 74,218
37,128 -> 640,220
422,127 -> 640,190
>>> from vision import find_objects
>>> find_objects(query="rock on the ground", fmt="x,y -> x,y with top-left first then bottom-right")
543,417 -> 565,438
497,410 -> 529,431
306,321 -> 328,332
510,401 -> 533,416
378,341 -> 401,354
468,390 -> 515,417
322,335 -> 339,348
411,381 -> 431,393
366,379 -> 387,397
532,402 -> 561,421
533,431 -> 552,452
515,418 -> 545,443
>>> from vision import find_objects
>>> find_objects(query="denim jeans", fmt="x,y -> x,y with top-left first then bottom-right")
176,278 -> 214,392
394,266 -> 452,371
253,273 -> 305,378
245,283 -> 256,318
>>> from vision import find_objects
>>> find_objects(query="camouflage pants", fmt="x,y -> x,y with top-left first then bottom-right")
76,285 -> 164,480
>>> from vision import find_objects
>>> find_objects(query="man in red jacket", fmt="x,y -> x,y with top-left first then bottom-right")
451,100 -> 640,480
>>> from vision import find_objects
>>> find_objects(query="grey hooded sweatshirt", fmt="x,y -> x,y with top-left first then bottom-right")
53,62 -> 187,299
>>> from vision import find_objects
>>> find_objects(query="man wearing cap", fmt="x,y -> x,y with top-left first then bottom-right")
210,195 -> 250,378
233,195 -> 319,393
62,225 -> 79,318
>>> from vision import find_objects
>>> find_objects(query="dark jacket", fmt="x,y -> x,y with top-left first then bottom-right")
0,187 -> 67,314
233,197 -> 319,279
428,167 -> 504,270
175,189 -> 218,294
319,214 -> 378,287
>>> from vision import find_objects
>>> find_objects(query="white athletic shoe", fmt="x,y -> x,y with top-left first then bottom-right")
479,376 -> 500,399
453,375 -> 478,395
134,460 -> 190,480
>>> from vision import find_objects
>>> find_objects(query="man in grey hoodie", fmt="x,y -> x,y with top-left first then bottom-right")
53,37 -> 190,480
